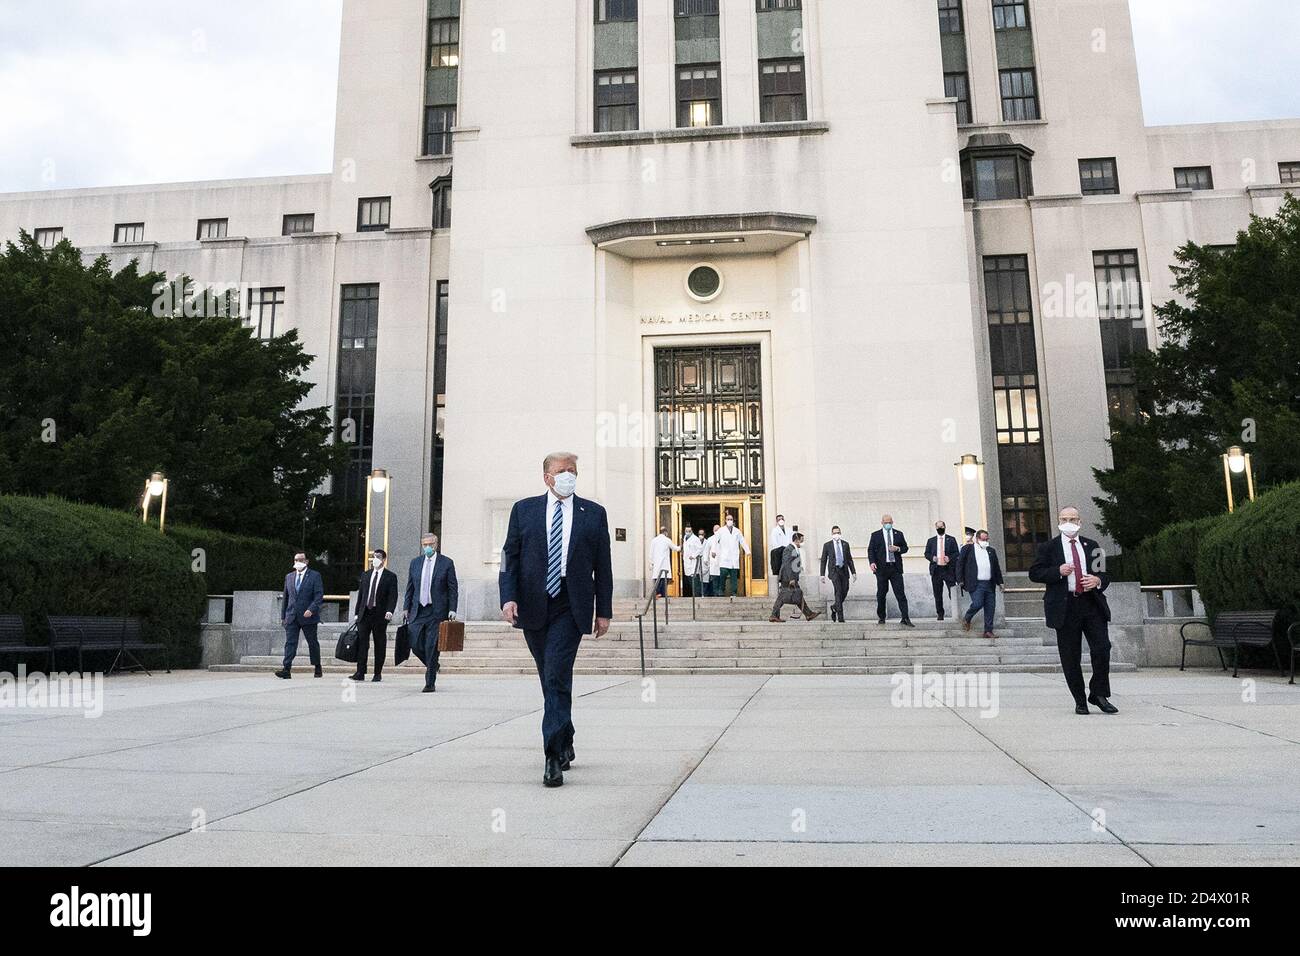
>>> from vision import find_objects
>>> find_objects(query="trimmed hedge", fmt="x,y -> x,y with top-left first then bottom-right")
0,495 -> 207,669
1196,482 -> 1300,623
1127,515 -> 1227,587
166,523 -> 297,595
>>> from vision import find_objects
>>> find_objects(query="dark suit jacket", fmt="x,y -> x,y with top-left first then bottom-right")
956,543 -> 1005,593
1027,535 -> 1111,630
819,539 -> 856,576
867,529 -> 909,570
353,567 -> 398,619
924,534 -> 961,585
283,568 -> 323,626
403,554 -> 458,622
499,493 -> 613,635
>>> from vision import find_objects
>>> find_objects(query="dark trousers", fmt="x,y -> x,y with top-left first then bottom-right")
355,610 -> 388,677
930,569 -> 951,618
1055,598 -> 1113,705
828,567 -> 850,621
771,584 -> 815,620
720,567 -> 740,596
282,619 -> 320,669
875,564 -> 910,622
964,581 -> 997,633
410,606 -> 443,689
654,576 -> 667,597
523,582 -> 582,759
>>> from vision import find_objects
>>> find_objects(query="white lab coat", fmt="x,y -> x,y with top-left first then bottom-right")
769,525 -> 792,551
683,535 -> 704,575
649,534 -> 679,581
714,527 -> 751,569
706,535 -> 723,577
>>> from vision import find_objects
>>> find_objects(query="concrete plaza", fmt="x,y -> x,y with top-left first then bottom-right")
1,669 -> 1297,867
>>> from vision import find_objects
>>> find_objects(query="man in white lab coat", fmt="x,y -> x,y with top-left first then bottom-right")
714,516 -> 752,597
769,514 -> 791,583
683,527 -> 705,596
705,523 -> 723,596
649,528 -> 679,597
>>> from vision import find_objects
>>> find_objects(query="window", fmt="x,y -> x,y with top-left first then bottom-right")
248,287 -> 285,340
334,284 -> 381,582
282,213 -> 315,235
945,72 -> 971,125
1079,158 -> 1119,196
999,68 -> 1039,121
759,59 -> 807,123
965,155 -> 1032,201
596,0 -> 638,21
675,0 -> 719,14
430,280 -> 450,536
677,65 -> 721,127
1174,166 -> 1213,190
196,218 -> 228,240
992,0 -> 1029,30
595,70 -> 639,132
114,223 -> 144,244
757,0 -> 801,9
1093,250 -> 1149,426
357,197 -> 391,232
424,105 -> 456,156
938,0 -> 964,34
34,228 -> 63,249
428,17 -> 460,68
431,176 -> 452,229
1278,161 -> 1299,185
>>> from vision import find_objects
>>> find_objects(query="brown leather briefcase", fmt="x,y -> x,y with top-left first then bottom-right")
437,619 -> 465,652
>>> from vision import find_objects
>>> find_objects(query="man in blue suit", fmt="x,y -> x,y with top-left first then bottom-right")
276,551 -> 324,679
499,452 -> 613,788
956,529 -> 1004,639
403,532 -> 459,693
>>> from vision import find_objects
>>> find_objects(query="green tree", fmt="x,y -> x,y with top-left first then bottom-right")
1095,195 -> 1300,548
0,232 -> 349,559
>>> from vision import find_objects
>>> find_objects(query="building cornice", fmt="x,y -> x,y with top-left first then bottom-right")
571,120 -> 829,149
585,212 -> 817,246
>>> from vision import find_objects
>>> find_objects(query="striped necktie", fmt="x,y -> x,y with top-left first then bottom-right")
546,499 -> 564,597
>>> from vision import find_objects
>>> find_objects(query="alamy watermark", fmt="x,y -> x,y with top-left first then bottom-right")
0,666 -> 104,718
890,664 -> 1000,719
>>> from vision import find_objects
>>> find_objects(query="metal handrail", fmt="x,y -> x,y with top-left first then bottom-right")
1140,584 -> 1197,592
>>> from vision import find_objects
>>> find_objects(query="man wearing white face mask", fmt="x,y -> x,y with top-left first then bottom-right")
1029,506 -> 1117,716
352,548 -> 398,681
276,552 -> 324,679
956,530 -> 1003,639
715,515 -> 751,597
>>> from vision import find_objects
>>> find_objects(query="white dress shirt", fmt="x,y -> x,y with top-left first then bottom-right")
544,492 -> 574,578
974,544 -> 992,581
419,553 -> 438,606
1062,536 -> 1087,593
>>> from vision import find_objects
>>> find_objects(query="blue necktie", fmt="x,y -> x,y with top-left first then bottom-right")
546,500 -> 563,597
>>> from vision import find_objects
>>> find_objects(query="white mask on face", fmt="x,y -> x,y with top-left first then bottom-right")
832,533 -> 841,540
293,561 -> 306,572
371,557 -> 384,569
1059,522 -> 1081,538
551,471 -> 577,497
977,540 -> 990,550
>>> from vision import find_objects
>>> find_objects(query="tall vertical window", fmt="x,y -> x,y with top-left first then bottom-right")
357,197 -> 391,232
34,228 -> 63,249
335,284 -> 381,582
944,72 -> 971,125
677,65 -> 722,127
282,213 -> 315,235
1092,250 -> 1149,427
114,223 -> 144,244
1174,166 -> 1214,190
431,175 -> 452,229
983,255 -> 1050,571
196,218 -> 228,240
999,68 -> 1039,121
938,0 -> 964,33
248,287 -> 285,341
430,281 -> 450,536
428,17 -> 460,67
424,105 -> 456,156
596,0 -> 637,21
595,70 -> 639,132
1079,158 -> 1119,195
1281,161 -> 1300,185
992,0 -> 1029,30
759,59 -> 807,123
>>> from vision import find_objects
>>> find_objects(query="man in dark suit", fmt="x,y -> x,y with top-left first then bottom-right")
770,533 -> 821,622
867,514 -> 914,627
1028,505 -> 1118,716
924,520 -> 960,621
956,530 -> 1004,638
352,547 -> 398,682
500,452 -> 613,788
818,526 -> 856,623
403,532 -> 459,693
276,551 -> 324,679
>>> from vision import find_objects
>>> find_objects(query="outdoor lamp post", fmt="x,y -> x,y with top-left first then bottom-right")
1222,446 -> 1256,513
141,471 -> 169,533
954,454 -> 989,534
364,468 -> 392,554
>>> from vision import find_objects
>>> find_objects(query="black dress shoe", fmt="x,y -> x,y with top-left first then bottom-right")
314,666 -> 323,678
422,685 -> 436,693
877,618 -> 886,625
371,675 -> 382,683
1075,704 -> 1090,716
1089,694 -> 1119,714
560,744 -> 575,771
349,673 -> 364,682
900,620 -> 916,628
543,756 -> 564,787
274,669 -> 291,680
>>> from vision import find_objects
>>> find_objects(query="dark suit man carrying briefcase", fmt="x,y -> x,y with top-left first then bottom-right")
403,533 -> 459,693
499,452 -> 613,788
352,548 -> 398,682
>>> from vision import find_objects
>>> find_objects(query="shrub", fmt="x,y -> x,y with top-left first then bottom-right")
1196,482 -> 1300,622
1129,515 -> 1228,586
166,523 -> 297,595
0,495 -> 207,669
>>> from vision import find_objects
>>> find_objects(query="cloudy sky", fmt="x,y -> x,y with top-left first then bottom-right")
1,0 -> 1297,192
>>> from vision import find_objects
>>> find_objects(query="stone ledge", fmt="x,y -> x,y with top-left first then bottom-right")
586,211 -> 817,245
571,120 -> 830,149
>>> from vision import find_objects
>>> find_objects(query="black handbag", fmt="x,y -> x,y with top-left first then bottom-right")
335,622 -> 360,664
394,624 -> 411,666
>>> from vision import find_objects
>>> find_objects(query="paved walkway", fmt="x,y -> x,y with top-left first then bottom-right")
1,670 -> 1297,866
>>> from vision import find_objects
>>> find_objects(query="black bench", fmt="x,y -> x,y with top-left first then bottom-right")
47,616 -> 170,676
0,614 -> 47,663
1180,610 -> 1285,678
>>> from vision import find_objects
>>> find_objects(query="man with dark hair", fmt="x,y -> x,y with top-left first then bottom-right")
276,552 -> 324,679
352,547 -> 398,681
956,530 -> 1004,639
819,525 -> 857,623
770,532 -> 820,623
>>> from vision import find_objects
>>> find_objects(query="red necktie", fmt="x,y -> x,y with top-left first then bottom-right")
1070,539 -> 1084,595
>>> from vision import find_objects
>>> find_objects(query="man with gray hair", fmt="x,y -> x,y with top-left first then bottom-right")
403,532 -> 458,693
500,452 -> 613,788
